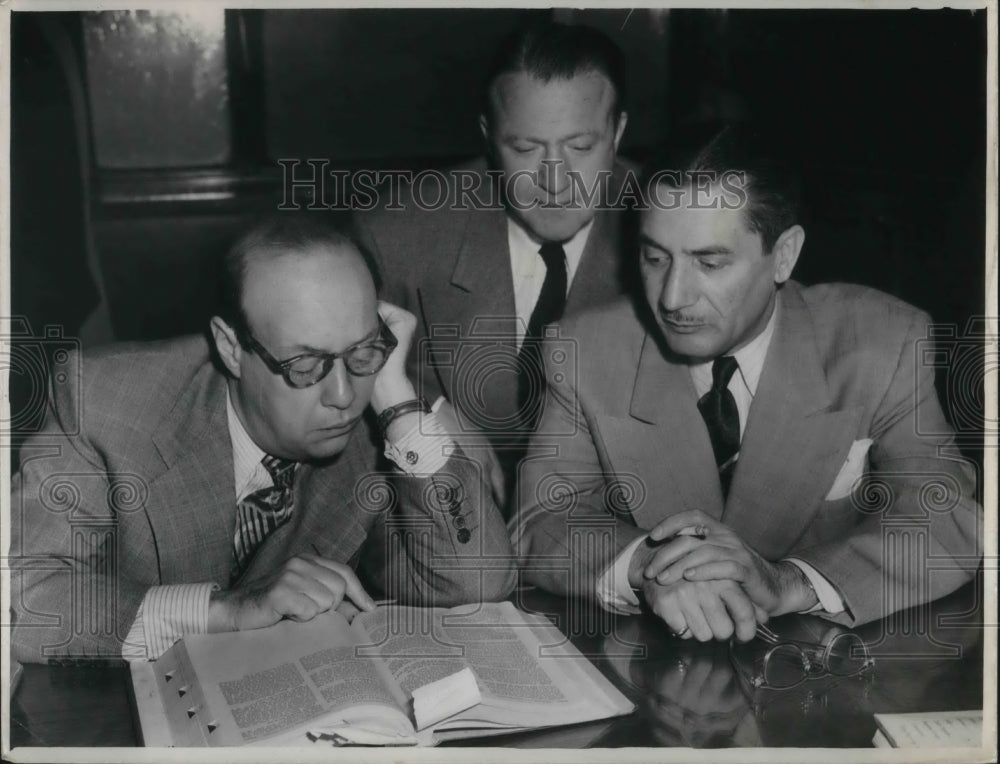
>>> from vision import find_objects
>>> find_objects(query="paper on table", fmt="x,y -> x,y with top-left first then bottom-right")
303,728 -> 419,746
873,710 -> 983,747
412,667 -> 482,731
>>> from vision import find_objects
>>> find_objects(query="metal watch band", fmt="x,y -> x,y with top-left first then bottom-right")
377,397 -> 430,439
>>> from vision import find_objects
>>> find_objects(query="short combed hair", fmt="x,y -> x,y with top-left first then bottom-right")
216,213 -> 380,334
644,124 -> 802,253
484,21 -> 627,120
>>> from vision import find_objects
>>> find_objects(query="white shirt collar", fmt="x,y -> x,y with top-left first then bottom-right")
690,292 -> 781,398
226,387 -> 269,501
506,216 -> 594,282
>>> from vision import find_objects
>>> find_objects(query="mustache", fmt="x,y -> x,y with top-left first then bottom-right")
659,312 -> 703,325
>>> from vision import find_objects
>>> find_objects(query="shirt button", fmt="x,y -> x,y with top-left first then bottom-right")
405,451 -> 418,465
457,528 -> 471,544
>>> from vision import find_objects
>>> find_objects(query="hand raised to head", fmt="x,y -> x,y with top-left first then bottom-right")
371,301 -> 419,413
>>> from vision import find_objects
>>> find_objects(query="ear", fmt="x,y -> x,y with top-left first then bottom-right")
771,224 -> 805,284
210,316 -> 243,379
612,111 -> 628,152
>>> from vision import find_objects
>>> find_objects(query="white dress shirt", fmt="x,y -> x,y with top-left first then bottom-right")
122,390 -> 453,661
507,217 -> 593,349
596,295 -> 846,617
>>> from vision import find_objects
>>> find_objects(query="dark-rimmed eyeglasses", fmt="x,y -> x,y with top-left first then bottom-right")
237,316 -> 397,389
729,625 -> 874,691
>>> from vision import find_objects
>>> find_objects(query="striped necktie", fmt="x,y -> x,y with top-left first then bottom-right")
231,455 -> 297,583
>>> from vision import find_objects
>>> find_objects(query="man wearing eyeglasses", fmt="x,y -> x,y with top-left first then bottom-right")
9,215 -> 515,665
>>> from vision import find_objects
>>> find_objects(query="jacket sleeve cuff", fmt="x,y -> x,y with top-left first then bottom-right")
785,558 -> 846,615
595,534 -> 648,615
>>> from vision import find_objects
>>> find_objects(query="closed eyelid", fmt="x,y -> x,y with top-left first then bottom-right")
640,242 -> 671,260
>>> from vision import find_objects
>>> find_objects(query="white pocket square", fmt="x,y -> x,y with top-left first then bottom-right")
824,438 -> 873,501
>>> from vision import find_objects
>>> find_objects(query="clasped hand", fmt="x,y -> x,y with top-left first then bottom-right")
631,510 -> 816,642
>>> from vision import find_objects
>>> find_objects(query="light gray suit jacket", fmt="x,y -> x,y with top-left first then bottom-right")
512,281 -> 981,626
9,336 -> 514,663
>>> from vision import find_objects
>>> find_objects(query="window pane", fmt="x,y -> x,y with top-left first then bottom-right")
84,9 -> 230,169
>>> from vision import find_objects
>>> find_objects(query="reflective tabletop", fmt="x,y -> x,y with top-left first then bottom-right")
9,578 -> 985,749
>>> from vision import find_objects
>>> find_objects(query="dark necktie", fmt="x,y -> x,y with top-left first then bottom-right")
518,242 -> 568,429
697,356 -> 741,497
231,455 -> 297,583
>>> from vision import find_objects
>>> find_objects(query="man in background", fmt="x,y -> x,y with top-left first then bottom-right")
353,22 -> 635,513
10,215 -> 514,664
512,125 -> 981,641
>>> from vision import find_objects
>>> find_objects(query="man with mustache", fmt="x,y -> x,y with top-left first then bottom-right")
10,215 -> 514,664
512,125 -> 980,641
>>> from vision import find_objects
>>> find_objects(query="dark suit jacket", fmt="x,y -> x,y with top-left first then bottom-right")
9,336 -> 514,663
512,281 -> 981,626
352,158 -> 636,462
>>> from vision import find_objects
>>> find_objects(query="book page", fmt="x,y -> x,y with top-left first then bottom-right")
352,602 -> 633,735
355,603 -> 564,702
168,611 -> 411,745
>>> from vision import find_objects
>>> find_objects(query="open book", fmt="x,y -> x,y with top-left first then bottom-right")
131,601 -> 634,746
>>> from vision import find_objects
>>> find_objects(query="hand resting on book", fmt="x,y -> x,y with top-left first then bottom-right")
208,554 -> 376,632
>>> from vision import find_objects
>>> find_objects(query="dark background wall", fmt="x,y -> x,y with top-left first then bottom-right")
7,7 -> 989,465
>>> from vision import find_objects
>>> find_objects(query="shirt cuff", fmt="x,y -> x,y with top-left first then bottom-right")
384,411 -> 455,477
785,558 -> 845,615
595,534 -> 648,615
121,582 -> 220,662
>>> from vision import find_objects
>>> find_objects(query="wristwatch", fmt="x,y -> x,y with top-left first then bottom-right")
377,397 -> 430,439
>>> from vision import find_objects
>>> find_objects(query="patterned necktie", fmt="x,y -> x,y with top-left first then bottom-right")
697,356 -> 741,497
231,455 -> 297,582
518,241 -> 568,429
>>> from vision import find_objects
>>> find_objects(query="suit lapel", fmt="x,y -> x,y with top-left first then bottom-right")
723,285 -> 863,557
566,162 -> 633,315
566,206 -> 622,314
146,362 -> 236,586
417,204 -> 519,411
629,333 -> 725,525
448,204 -> 514,303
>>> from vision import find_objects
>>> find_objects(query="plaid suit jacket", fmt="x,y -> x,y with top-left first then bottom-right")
511,281 -> 982,626
10,335 -> 514,663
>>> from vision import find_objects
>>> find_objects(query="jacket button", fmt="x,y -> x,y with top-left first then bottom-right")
457,528 -> 471,544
